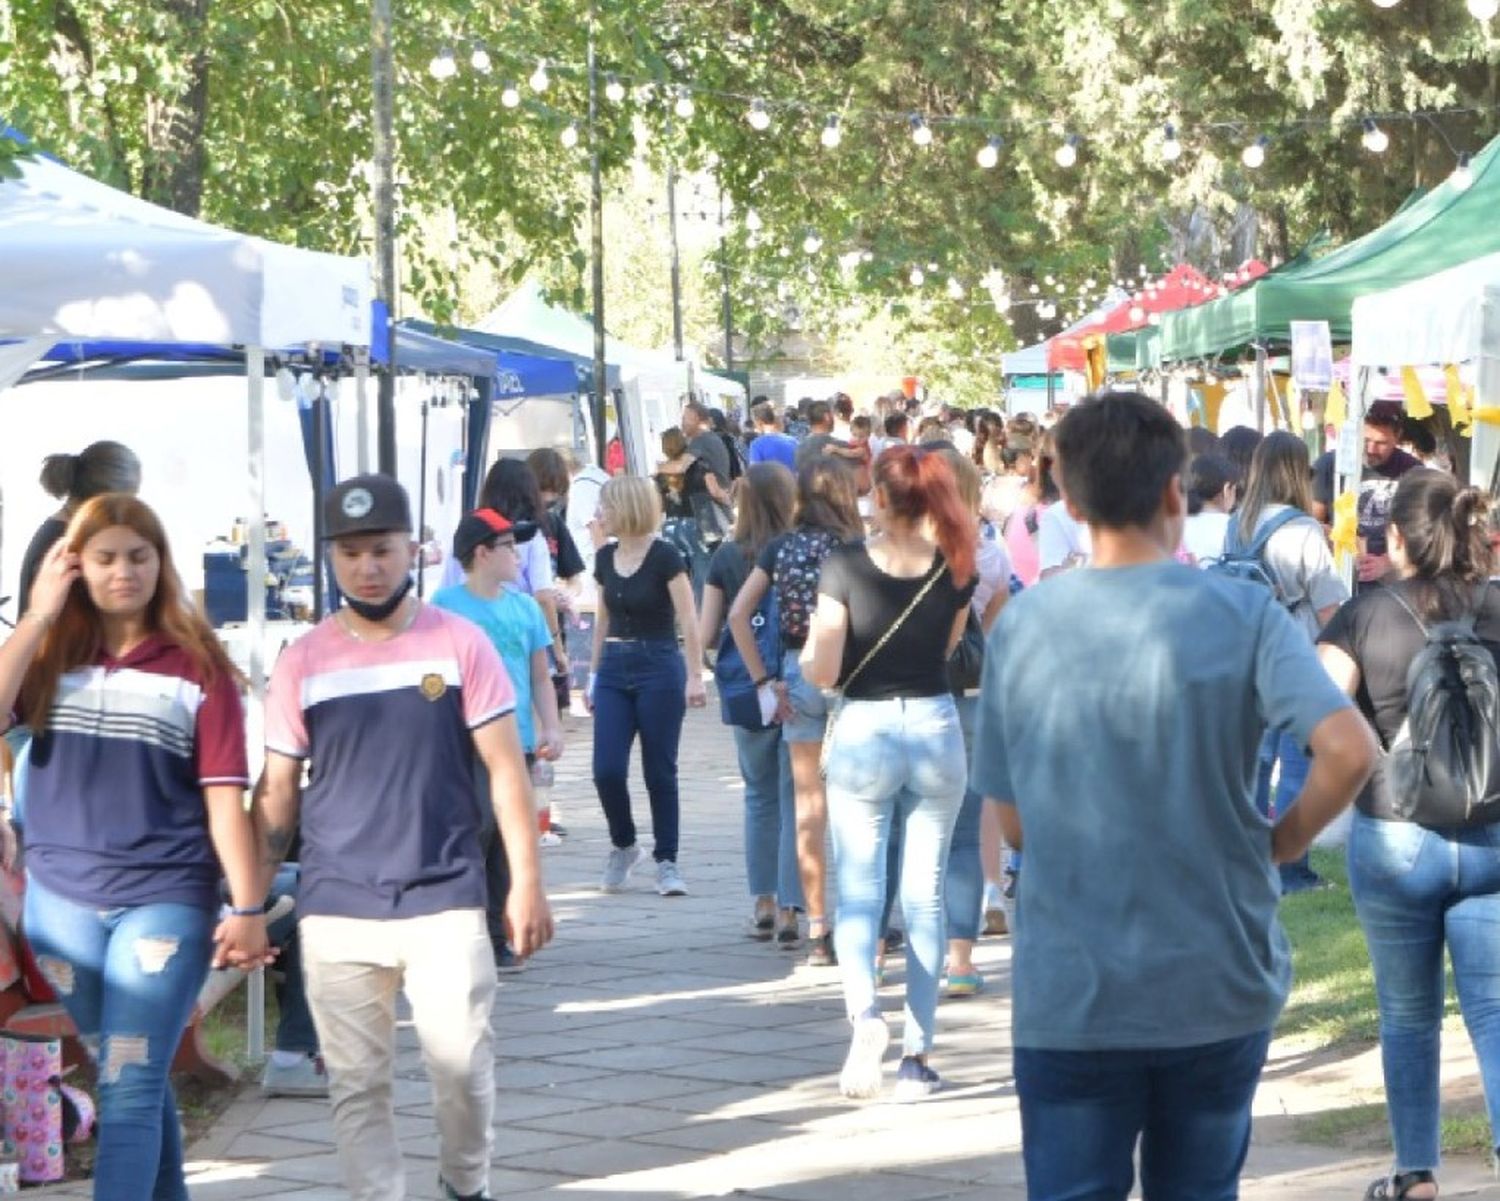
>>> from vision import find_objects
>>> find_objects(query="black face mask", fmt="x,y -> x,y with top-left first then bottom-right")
342,575 -> 413,623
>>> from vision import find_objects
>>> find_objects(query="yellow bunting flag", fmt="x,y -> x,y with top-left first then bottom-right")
1330,490 -> 1359,560
1474,406 -> 1500,426
1446,365 -> 1473,431
1324,378 -> 1347,429
1402,367 -> 1434,418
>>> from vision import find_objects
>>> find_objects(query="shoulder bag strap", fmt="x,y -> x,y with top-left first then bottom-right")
840,562 -> 945,695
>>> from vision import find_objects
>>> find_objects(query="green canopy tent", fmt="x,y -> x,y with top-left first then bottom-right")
1158,135 -> 1500,364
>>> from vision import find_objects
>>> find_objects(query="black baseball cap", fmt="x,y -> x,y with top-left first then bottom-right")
453,507 -> 541,560
323,474 -> 413,540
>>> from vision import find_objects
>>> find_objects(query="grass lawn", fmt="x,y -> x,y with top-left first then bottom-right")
1279,847 -> 1486,1156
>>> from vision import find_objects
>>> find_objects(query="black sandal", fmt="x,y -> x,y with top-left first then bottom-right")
1363,1170 -> 1437,1200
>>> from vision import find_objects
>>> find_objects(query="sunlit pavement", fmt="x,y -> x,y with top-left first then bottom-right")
38,705 -> 1496,1199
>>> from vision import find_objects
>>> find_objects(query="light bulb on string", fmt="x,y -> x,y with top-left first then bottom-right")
860,250 -> 875,263
500,81 -> 521,108
560,122 -> 579,149
1241,135 -> 1269,169
529,60 -> 549,92
820,115 -> 842,149
1159,123 -> 1183,163
469,46 -> 491,74
947,276 -> 965,299
1370,0 -> 1402,6
1129,305 -> 1146,324
675,88 -> 695,119
1452,152 -> 1475,191
1054,134 -> 1079,168
1028,283 -> 1040,295
909,114 -> 933,147
909,266 -> 926,287
604,73 -> 625,103
744,209 -> 763,232
802,230 -> 823,255
1361,118 -> 1389,154
1469,0 -> 1500,19
429,47 -> 457,80
977,135 -> 1002,169
747,99 -> 772,131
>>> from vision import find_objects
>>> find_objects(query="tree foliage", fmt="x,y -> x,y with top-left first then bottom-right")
1,0 -> 1496,397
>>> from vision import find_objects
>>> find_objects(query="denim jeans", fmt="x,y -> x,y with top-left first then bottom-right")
593,638 -> 686,862
825,695 -> 966,1056
266,865 -> 318,1055
732,725 -> 804,909
945,694 -> 984,942
779,649 -> 829,744
1255,729 -> 1320,893
1347,810 -> 1500,1171
24,873 -> 214,1201
1015,1029 -> 1271,1201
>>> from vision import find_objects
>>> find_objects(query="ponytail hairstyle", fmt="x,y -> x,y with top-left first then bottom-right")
874,445 -> 976,587
1031,429 -> 1061,505
20,494 -> 240,733
39,441 -> 141,511
1389,468 -> 1494,622
794,458 -> 863,542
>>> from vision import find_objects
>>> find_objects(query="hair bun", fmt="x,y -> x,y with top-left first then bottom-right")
1454,485 -> 1490,529
38,452 -> 80,501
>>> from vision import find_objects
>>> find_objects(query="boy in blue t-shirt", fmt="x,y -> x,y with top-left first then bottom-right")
434,508 -> 563,971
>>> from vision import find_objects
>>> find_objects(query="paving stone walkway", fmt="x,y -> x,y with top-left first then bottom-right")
41,705 -> 1497,1199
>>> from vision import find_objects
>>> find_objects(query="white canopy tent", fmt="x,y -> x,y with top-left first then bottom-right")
480,282 -> 746,474
1350,252 -> 1500,487
0,141 -> 372,1060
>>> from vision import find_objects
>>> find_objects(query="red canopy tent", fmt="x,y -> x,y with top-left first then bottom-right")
1046,260 -> 1270,373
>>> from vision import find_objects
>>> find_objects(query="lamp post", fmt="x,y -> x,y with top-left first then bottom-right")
587,3 -> 607,466
371,0 -> 398,475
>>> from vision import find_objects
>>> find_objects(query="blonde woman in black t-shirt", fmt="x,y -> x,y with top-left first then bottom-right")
801,446 -> 976,1102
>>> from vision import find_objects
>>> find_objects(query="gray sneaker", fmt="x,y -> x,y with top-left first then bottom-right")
260,1053 -> 329,1098
656,860 -> 688,897
601,845 -> 646,892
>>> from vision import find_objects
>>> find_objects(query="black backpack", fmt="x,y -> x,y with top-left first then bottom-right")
1383,584 -> 1500,826
1205,508 -> 1306,601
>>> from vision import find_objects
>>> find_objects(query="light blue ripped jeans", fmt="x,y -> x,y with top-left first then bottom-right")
824,694 -> 966,1056
24,873 -> 214,1201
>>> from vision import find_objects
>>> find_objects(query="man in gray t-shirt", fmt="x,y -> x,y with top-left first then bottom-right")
972,394 -> 1375,1200
680,400 -> 731,488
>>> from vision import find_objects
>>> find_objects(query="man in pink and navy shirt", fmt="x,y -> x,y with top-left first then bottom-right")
253,473 -> 553,1201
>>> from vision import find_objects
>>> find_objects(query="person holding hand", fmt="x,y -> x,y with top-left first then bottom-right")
586,476 -> 705,898
0,494 -> 266,1200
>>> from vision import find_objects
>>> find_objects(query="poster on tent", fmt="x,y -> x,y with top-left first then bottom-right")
1291,321 -> 1334,391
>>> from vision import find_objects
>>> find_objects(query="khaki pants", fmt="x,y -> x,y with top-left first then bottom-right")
301,909 -> 496,1201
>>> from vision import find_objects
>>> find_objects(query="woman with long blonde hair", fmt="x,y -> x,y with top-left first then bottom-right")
0,494 -> 267,1200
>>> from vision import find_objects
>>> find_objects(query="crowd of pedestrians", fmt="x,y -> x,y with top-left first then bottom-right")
5,382 -> 1500,1200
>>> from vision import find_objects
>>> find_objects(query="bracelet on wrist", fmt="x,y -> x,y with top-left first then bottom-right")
754,675 -> 773,688
226,904 -> 265,918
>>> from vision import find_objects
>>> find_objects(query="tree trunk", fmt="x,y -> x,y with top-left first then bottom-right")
140,0 -> 210,216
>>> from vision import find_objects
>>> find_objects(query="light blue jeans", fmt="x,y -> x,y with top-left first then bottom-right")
1348,810 -> 1500,1171
24,873 -> 214,1201
732,725 -> 804,909
945,695 -> 984,942
825,694 -> 966,1056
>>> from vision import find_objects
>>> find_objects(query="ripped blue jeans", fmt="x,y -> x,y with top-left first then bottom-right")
24,873 -> 214,1201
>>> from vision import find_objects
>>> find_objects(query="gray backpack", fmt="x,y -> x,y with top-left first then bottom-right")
1205,508 -> 1306,603
1383,585 -> 1500,827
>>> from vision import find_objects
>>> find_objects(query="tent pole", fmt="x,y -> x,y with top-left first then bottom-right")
313,382 -> 328,618
1255,344 -> 1268,432
417,396 -> 430,598
355,348 -> 371,474
245,346 -> 268,1065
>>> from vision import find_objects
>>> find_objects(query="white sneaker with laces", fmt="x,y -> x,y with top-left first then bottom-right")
601,845 -> 646,892
656,860 -> 688,896
260,1053 -> 329,1098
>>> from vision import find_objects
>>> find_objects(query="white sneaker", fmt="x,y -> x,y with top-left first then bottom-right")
838,1010 -> 890,1100
260,1053 -> 329,1098
656,860 -> 688,897
601,845 -> 646,892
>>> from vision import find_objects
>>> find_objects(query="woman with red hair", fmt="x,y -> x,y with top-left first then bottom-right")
0,495 -> 267,1199
801,445 -> 976,1103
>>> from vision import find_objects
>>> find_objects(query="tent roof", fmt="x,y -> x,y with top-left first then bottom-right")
0,132 -> 369,349
1350,251 -> 1500,372
1160,134 -> 1500,363
1001,339 -> 1051,376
